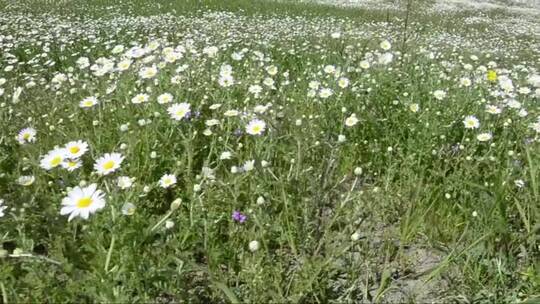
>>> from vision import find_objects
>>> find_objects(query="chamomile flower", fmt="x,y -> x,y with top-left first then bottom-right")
243,160 -> 256,172
246,119 -> 266,135
139,66 -> 158,79
17,127 -> 36,144
463,116 -> 480,129
80,96 -> 98,108
433,90 -> 447,100
460,77 -> 472,87
131,93 -> 149,104
121,202 -> 136,215
409,103 -> 420,113
345,114 -> 359,127
159,174 -> 177,188
40,148 -> 67,170
224,110 -> 239,117
62,159 -> 82,172
485,105 -> 502,115
60,184 -> 106,221
167,103 -> 191,120
218,75 -> 234,87
477,132 -> 493,142
117,176 -> 135,189
319,88 -> 333,98
17,175 -> 35,186
117,59 -> 132,71
380,39 -> 391,50
94,153 -> 124,175
359,60 -> 370,69
220,151 -> 232,160
157,93 -> 173,104
64,140 -> 89,158
324,65 -> 336,74
338,77 -> 349,88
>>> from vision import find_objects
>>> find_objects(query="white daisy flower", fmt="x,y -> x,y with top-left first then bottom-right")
460,77 -> 472,87
80,96 -> 98,108
62,159 -> 82,172
17,127 -> 37,144
40,148 -> 67,170
117,59 -> 132,71
463,116 -> 480,129
121,202 -> 136,215
60,184 -> 106,221
380,40 -> 391,50
243,160 -> 255,172
485,105 -> 501,115
433,90 -> 447,100
139,66 -> 158,79
345,114 -> 359,127
359,60 -> 370,69
157,93 -> 173,104
117,176 -> 135,189
324,65 -> 336,74
338,77 -> 349,88
159,174 -> 177,188
319,88 -> 333,99
131,93 -> 149,104
17,175 -> 35,186
167,103 -> 191,120
224,110 -> 239,117
220,151 -> 232,160
94,153 -> 124,175
477,132 -> 493,142
64,140 -> 89,159
246,119 -> 266,136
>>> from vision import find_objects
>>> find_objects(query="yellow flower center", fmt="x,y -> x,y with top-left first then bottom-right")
77,197 -> 93,208
51,156 -> 62,166
176,110 -> 186,117
68,161 -> 78,167
69,146 -> 80,154
103,160 -> 115,170
252,125 -> 261,133
83,101 -> 93,107
23,133 -> 31,140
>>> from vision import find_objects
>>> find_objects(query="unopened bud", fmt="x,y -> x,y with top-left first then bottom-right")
170,198 -> 182,211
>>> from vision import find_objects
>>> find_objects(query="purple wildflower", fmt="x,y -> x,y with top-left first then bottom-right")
232,210 -> 247,223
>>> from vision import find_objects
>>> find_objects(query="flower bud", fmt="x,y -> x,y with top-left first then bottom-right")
170,198 -> 182,211
249,240 -> 260,252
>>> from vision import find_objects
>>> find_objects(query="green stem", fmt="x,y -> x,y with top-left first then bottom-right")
150,211 -> 173,233
104,235 -> 116,272
1,282 -> 8,304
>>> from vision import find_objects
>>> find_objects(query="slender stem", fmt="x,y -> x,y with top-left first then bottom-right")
8,253 -> 61,265
104,235 -> 116,272
1,282 -> 7,304
150,211 -> 173,232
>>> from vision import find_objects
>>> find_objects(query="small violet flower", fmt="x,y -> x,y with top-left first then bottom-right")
232,210 -> 247,223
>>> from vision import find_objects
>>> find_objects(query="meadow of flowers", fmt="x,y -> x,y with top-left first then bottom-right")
0,0 -> 539,302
